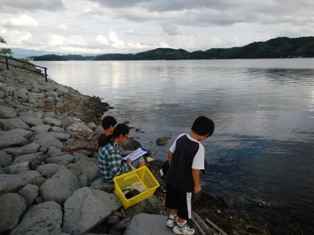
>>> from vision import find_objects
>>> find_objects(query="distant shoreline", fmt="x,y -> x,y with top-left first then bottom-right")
12,36 -> 314,60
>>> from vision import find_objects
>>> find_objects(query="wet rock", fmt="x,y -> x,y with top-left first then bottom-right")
120,138 -> 142,150
156,136 -> 172,146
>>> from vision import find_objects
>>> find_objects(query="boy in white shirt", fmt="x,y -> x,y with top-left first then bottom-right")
165,116 -> 215,235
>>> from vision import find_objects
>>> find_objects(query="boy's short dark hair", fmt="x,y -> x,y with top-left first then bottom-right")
192,116 -> 215,136
112,123 -> 129,137
102,116 -> 117,129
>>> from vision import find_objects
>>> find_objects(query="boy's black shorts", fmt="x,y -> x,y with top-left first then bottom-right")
165,183 -> 192,220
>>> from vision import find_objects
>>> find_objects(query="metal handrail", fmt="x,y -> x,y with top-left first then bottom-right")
0,55 -> 48,82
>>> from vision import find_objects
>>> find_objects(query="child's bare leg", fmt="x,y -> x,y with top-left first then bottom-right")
170,209 -> 177,216
177,217 -> 186,224
139,158 -> 145,167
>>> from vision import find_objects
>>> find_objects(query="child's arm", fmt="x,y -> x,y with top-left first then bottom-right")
192,169 -> 201,193
167,150 -> 173,165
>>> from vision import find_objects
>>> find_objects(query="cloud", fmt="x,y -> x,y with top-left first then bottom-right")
44,34 -> 91,48
89,0 -> 244,11
0,29 -> 32,46
96,31 -> 125,48
96,35 -> 109,45
158,41 -> 171,48
126,41 -> 147,50
57,24 -> 67,30
87,0 -> 314,29
161,24 -> 179,36
95,31 -> 154,52
2,0 -> 314,54
0,0 -> 64,13
1,15 -> 39,29
45,33 -> 65,46
109,31 -> 125,48
85,6 -> 163,23
88,0 -> 143,9
33,33 -> 97,54
124,29 -> 135,34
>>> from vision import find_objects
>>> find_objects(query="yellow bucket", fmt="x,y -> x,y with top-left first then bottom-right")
113,166 -> 160,208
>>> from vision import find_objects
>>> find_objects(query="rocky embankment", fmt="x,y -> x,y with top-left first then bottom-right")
0,65 -> 176,235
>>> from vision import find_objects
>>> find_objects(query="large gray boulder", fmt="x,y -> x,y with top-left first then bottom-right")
3,161 -> 30,174
43,116 -> 62,127
63,187 -> 121,235
0,150 -> 12,167
17,184 -> 39,208
9,201 -> 63,235
31,124 -> 51,133
33,133 -> 63,148
0,118 -> 29,131
66,158 -> 99,186
40,166 -> 80,203
18,110 -> 43,126
0,105 -> 17,118
14,87 -> 28,101
13,152 -> 44,164
0,193 -> 26,233
36,163 -> 60,178
124,213 -> 173,235
46,153 -> 75,165
0,174 -> 27,195
4,142 -> 40,157
0,132 -> 28,149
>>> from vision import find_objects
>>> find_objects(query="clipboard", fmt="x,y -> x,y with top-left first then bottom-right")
123,147 -> 148,162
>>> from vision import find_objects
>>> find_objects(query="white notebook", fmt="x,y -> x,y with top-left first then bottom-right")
123,147 -> 147,162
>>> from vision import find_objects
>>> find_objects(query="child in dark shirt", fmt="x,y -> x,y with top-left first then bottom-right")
165,116 -> 215,235
96,115 -> 117,149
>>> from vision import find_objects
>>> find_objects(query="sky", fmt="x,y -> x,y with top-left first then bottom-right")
1,0 -> 314,55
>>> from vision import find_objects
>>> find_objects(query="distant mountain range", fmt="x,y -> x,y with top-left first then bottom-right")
12,48 -> 65,58
19,36 -> 314,61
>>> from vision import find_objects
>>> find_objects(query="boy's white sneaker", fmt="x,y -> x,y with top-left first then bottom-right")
166,217 -> 176,228
173,223 -> 195,235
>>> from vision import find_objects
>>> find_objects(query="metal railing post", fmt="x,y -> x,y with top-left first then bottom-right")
1,55 -> 49,82
5,56 -> 9,70
44,67 -> 48,82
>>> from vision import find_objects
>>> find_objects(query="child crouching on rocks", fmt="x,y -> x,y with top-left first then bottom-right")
97,123 -> 145,183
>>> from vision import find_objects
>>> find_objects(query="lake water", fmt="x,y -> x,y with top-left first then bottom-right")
36,59 -> 314,234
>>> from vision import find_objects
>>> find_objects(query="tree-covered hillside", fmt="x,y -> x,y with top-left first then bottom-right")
204,36 -> 314,59
32,36 -> 314,61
